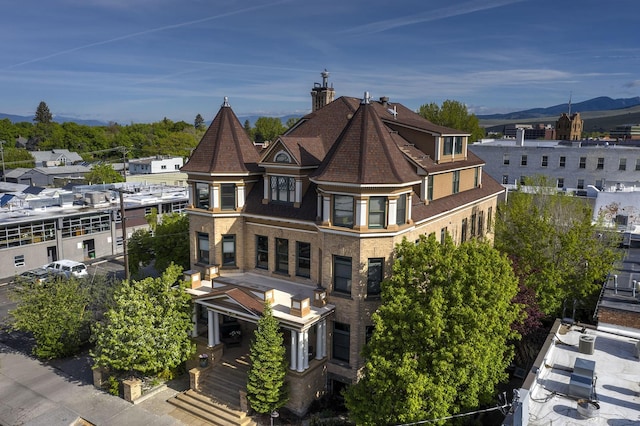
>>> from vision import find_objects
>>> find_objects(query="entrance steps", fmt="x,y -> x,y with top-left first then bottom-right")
169,353 -> 254,426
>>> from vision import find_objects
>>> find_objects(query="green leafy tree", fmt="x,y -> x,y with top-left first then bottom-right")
3,147 -> 35,169
91,264 -> 195,375
10,276 -> 92,359
495,176 -> 620,318
85,163 -> 125,184
126,213 -> 189,277
127,229 -> 154,277
344,235 -> 522,425
246,301 -> 288,414
34,101 -> 53,124
194,114 -> 205,130
285,117 -> 300,129
418,100 -> 485,142
253,117 -> 286,143
152,213 -> 190,272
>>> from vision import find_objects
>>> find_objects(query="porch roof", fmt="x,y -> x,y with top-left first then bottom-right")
188,272 -> 335,331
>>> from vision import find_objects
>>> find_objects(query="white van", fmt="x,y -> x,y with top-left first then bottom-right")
43,260 -> 89,278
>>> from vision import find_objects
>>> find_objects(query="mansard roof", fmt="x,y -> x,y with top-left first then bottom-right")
181,99 -> 261,175
311,98 -> 419,185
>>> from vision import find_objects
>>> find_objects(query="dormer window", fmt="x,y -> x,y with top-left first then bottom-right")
270,176 -> 295,203
443,136 -> 463,155
274,151 -> 291,163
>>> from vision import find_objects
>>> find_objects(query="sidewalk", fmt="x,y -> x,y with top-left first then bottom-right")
0,342 -> 189,426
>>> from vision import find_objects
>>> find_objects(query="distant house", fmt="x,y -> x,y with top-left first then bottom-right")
126,156 -> 187,186
129,156 -> 184,174
8,165 -> 92,187
30,149 -> 83,167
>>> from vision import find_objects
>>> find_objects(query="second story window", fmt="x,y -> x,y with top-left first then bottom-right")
296,242 -> 311,278
579,157 -> 586,169
220,183 -> 236,210
333,195 -> 354,228
559,156 -> 566,168
521,155 -> 527,166
541,156 -> 548,167
222,235 -> 236,267
503,154 -> 509,165
596,158 -> 604,170
270,176 -> 295,203
333,255 -> 352,294
619,158 -> 627,171
276,238 -> 289,274
256,235 -> 268,269
427,175 -> 434,201
368,197 -> 386,229
197,232 -> 209,264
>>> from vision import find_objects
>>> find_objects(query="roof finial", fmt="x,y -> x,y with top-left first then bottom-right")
222,97 -> 230,107
362,91 -> 371,104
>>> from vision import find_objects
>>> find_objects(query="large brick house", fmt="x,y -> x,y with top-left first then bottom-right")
181,74 -> 505,415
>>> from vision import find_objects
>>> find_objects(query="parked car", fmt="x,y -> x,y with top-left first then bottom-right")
17,268 -> 61,284
43,260 -> 89,278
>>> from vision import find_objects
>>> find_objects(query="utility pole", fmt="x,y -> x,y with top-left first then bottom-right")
0,140 -> 6,182
117,187 -> 133,281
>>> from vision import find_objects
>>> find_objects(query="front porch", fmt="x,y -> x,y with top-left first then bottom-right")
184,271 -> 335,416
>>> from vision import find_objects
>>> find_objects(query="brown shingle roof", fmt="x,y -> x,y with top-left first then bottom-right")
181,100 -> 261,175
194,286 -> 264,316
311,99 -> 419,185
276,136 -> 326,166
411,175 -> 505,223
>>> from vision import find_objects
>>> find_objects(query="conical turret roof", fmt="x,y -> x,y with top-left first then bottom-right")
181,98 -> 260,174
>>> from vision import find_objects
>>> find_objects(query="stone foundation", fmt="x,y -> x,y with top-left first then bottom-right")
285,359 -> 327,416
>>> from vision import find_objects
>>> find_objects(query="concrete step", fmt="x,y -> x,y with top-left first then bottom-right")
168,390 -> 256,426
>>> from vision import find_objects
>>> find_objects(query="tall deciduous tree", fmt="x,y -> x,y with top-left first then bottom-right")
34,101 -> 53,124
253,117 -> 286,143
153,213 -> 190,272
10,276 -> 91,359
126,213 -> 189,277
85,163 -> 125,184
91,264 -> 195,375
418,100 -> 485,142
344,235 -> 521,425
246,301 -> 288,414
495,176 -> 620,319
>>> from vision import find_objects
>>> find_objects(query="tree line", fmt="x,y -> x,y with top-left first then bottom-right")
0,99 -> 484,173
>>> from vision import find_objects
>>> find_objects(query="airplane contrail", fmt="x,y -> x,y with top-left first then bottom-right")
2,0 -> 290,70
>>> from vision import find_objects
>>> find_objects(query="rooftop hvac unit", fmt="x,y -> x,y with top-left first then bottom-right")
579,334 -> 596,355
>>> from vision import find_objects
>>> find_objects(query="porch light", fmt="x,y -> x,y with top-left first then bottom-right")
313,286 -> 327,307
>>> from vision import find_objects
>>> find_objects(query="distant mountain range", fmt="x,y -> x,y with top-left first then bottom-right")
477,96 -> 640,120
2,96 -> 639,127
0,113 -> 108,126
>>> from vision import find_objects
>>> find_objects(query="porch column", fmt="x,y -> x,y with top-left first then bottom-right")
290,330 -> 298,371
191,304 -> 198,338
207,310 -> 215,347
320,319 -> 327,358
315,321 -> 323,360
303,330 -> 309,370
213,311 -> 220,345
297,330 -> 305,372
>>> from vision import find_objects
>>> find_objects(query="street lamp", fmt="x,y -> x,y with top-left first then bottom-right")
270,410 -> 279,426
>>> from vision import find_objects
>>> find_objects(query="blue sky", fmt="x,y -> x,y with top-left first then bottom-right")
1,0 -> 638,123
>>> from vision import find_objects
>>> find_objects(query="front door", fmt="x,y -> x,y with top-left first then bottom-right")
47,246 -> 57,263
